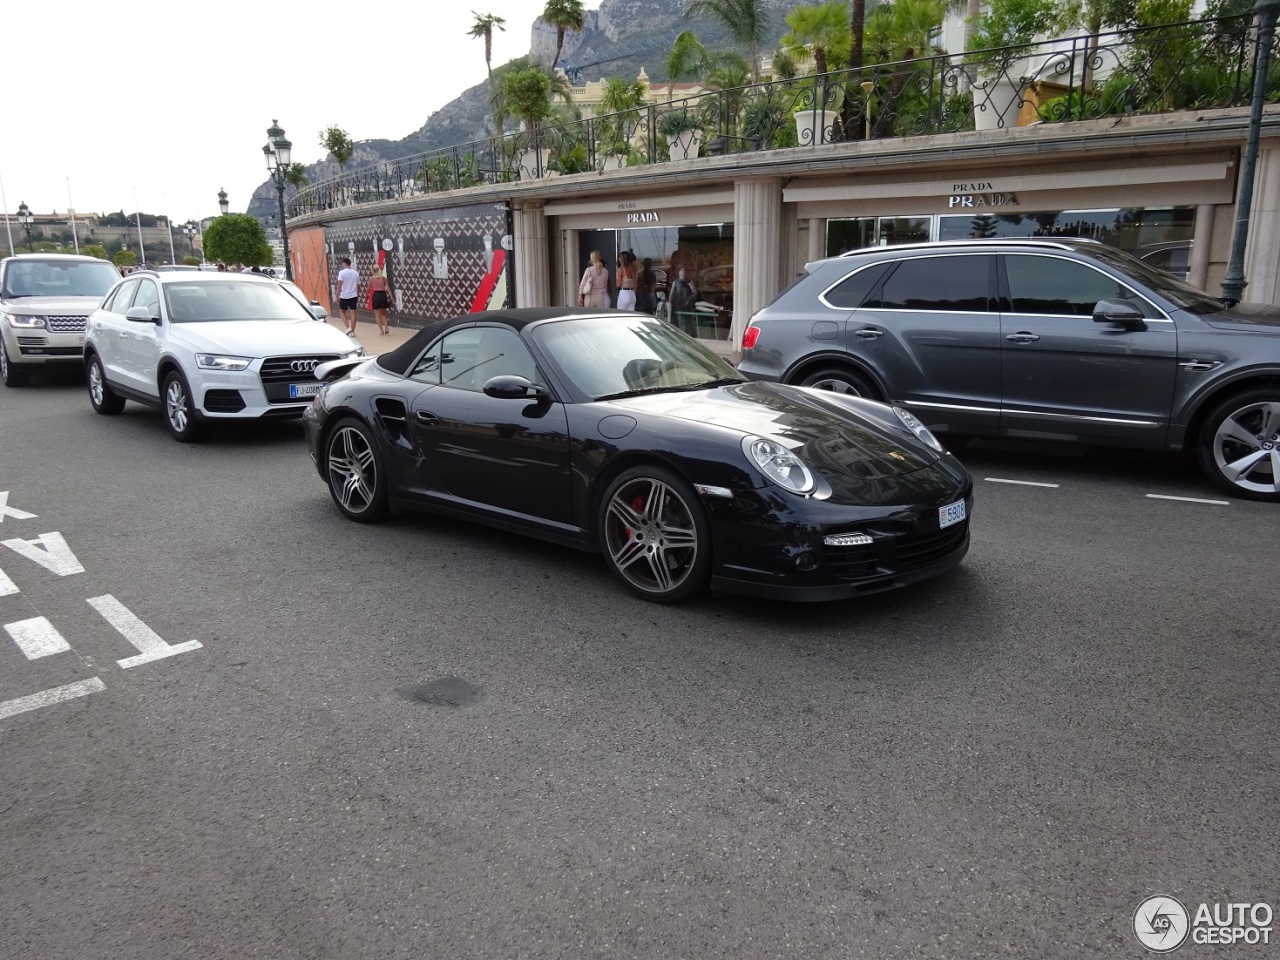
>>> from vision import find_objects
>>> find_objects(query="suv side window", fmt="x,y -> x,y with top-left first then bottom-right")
822,262 -> 892,309
1005,254 -> 1161,318
864,255 -> 992,312
134,280 -> 161,319
106,280 -> 140,314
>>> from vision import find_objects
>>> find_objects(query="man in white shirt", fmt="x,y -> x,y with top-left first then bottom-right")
335,257 -> 360,335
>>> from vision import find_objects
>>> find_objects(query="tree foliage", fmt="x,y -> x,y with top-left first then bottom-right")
203,214 -> 272,267
665,30 -> 709,95
783,2 -> 852,75
113,250 -> 137,268
319,126 -> 355,172
468,11 -> 508,78
685,0 -> 770,81
500,68 -> 554,131
83,244 -> 109,260
541,0 -> 585,70
284,162 -> 309,189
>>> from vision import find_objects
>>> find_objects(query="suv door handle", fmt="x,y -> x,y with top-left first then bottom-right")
415,411 -> 438,426
1005,332 -> 1040,343
853,327 -> 883,339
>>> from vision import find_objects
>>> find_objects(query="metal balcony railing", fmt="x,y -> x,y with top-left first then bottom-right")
288,14 -> 1267,218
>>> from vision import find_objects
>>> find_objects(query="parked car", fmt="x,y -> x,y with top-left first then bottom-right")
303,308 -> 973,603
0,253 -> 121,387
1138,240 -> 1192,281
83,270 -> 362,441
738,238 -> 1280,501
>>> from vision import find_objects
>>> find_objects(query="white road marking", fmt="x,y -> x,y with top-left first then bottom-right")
1145,494 -> 1230,506
86,595 -> 202,669
0,492 -> 37,523
0,566 -> 17,597
4,617 -> 71,660
984,477 -> 1061,488
1,532 -> 85,577
0,678 -> 105,722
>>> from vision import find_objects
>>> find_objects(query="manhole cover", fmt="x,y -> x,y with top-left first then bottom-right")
395,676 -> 479,707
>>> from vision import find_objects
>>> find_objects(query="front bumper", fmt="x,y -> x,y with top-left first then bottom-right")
3,325 -> 86,365
705,467 -> 973,602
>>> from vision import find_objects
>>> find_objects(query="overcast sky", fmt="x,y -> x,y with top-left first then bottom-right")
1,0 -> 595,230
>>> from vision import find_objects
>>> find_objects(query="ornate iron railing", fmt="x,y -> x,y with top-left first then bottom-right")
289,14 -> 1268,218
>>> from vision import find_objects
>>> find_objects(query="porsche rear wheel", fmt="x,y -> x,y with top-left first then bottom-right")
599,465 -> 711,603
325,418 -> 389,521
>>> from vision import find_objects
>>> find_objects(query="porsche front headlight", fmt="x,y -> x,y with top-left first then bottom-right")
893,406 -> 945,453
743,436 -> 816,494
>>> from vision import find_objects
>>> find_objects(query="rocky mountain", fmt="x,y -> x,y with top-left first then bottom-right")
253,0 -> 796,215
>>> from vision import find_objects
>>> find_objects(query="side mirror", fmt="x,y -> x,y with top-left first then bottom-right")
482,375 -> 545,400
125,306 -> 158,324
1093,299 -> 1145,326
309,304 -> 328,320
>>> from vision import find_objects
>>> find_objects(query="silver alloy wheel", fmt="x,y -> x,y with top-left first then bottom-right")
88,361 -> 105,406
809,377 -> 862,395
166,379 -> 189,433
0,340 -> 8,379
1212,399 -> 1280,495
603,476 -> 700,595
327,426 -> 377,513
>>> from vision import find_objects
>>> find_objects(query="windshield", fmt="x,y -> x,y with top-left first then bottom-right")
163,279 -> 312,323
533,315 -> 742,400
2,259 -> 121,299
1087,245 -> 1224,314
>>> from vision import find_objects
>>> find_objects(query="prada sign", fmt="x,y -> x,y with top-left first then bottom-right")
948,182 -> 1018,209
625,211 -> 661,223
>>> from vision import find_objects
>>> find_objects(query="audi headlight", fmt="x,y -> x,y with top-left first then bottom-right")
7,314 -> 46,329
743,436 -> 816,494
195,354 -> 252,371
893,406 -> 945,453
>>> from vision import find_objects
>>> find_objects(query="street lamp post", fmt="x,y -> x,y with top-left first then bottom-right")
1221,0 -> 1280,305
218,188 -> 229,216
16,201 -> 34,252
183,221 -> 200,260
263,120 -> 294,281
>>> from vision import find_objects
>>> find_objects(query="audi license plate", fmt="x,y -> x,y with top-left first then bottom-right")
289,382 -> 323,399
938,498 -> 967,529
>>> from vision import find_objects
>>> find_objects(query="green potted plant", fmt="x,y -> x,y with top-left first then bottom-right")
500,67 -> 554,177
658,109 -> 704,160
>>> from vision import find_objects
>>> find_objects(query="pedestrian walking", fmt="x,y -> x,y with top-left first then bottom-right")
369,266 -> 394,336
336,257 -> 360,335
615,250 -> 637,311
635,257 -> 656,314
578,250 -> 610,309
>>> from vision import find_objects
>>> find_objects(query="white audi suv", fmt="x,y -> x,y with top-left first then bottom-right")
83,270 -> 363,441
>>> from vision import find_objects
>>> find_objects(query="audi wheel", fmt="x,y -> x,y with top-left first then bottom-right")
162,370 -> 204,443
325,417 -> 388,521
86,355 -> 125,415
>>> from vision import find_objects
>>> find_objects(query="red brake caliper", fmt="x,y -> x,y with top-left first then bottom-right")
625,494 -> 645,539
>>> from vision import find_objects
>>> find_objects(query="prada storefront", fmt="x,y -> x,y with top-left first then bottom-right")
544,191 -> 737,347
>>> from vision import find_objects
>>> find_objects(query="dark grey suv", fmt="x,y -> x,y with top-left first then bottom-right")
739,239 -> 1280,501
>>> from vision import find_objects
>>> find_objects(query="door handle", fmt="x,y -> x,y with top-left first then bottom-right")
415,411 -> 438,426
853,327 -> 883,339
1005,333 -> 1040,343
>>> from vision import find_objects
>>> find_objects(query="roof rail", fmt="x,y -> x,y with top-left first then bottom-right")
836,238 -> 1099,257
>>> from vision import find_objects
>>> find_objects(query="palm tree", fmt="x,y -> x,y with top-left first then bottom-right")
467,11 -> 507,81
664,30 -> 709,101
541,0 -> 586,73
684,0 -> 770,83
599,75 -> 649,146
782,2 -> 852,77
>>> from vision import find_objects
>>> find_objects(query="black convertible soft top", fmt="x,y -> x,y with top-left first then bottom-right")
375,307 -> 623,377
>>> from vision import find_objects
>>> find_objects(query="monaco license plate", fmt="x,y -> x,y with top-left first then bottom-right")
938,498 -> 967,529
289,382 -> 323,399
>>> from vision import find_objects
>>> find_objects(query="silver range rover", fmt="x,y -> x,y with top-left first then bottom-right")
1,254 -> 122,387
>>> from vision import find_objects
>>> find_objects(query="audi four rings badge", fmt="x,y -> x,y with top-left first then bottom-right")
291,360 -> 320,373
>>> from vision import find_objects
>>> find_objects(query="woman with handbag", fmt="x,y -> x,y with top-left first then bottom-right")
578,250 -> 610,308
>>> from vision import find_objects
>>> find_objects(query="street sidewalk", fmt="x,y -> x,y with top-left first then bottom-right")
325,312 -> 417,356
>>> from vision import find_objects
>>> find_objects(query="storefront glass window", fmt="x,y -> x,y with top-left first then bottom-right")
577,224 -> 734,341
826,217 -> 930,256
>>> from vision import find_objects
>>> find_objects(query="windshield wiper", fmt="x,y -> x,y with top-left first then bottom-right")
595,377 -> 744,402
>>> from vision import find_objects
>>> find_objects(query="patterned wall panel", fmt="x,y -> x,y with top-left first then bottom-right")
319,203 -> 513,328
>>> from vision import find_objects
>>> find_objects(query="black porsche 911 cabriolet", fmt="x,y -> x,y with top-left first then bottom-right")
303,308 -> 973,603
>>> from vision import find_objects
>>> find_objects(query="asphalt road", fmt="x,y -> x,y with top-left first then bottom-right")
1,368 -> 1276,960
